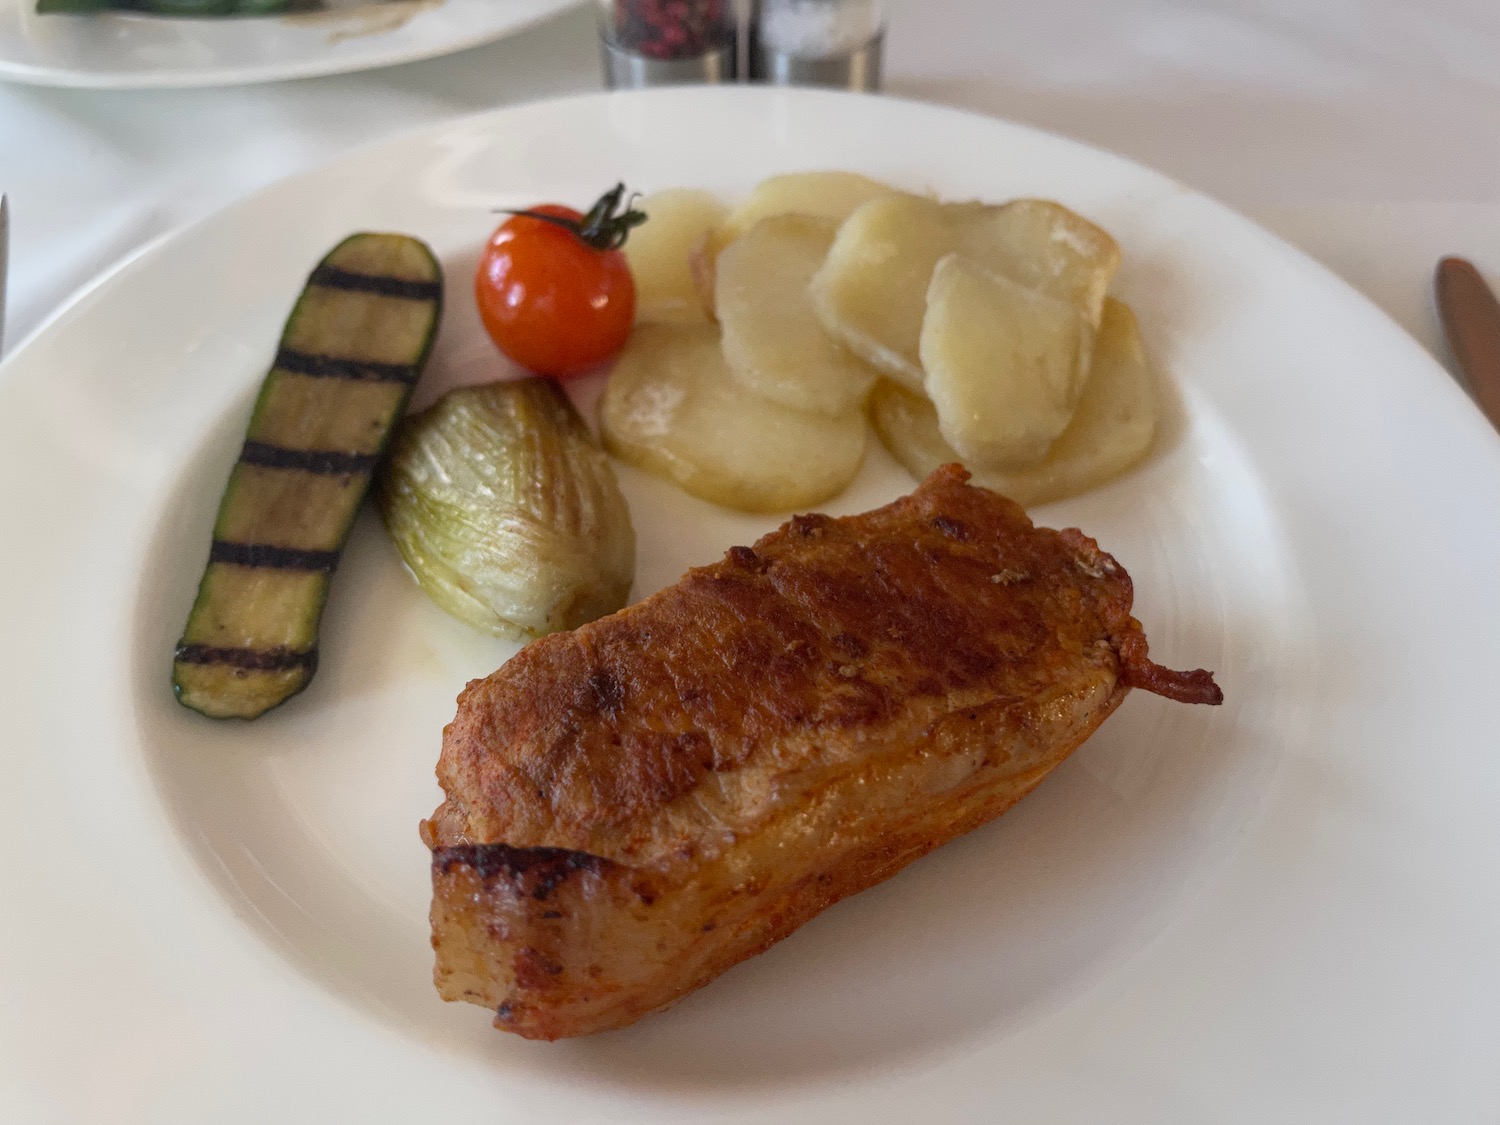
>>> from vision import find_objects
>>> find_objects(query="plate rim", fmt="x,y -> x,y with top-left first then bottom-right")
0,0 -> 582,89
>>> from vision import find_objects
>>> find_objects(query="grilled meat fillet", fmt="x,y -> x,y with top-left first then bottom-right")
424,465 -> 1222,1039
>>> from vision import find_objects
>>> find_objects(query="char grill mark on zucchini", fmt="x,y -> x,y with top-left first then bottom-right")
207,542 -> 341,571
271,348 -> 421,383
174,644 -> 318,673
306,264 -> 443,301
172,232 -> 443,721
238,440 -> 380,475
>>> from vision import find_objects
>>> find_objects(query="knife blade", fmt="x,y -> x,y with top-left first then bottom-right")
1435,256 -> 1500,433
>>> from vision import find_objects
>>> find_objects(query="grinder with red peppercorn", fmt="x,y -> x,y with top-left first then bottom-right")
597,0 -> 738,86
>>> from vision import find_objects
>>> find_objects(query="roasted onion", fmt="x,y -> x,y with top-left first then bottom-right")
377,380 -> 635,640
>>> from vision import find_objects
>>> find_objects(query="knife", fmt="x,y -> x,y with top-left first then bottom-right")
1435,256 -> 1500,433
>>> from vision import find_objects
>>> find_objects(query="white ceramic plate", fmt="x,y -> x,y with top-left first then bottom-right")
2,88 -> 1498,1123
0,0 -> 579,88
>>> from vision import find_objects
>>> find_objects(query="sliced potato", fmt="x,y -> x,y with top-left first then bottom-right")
809,194 -> 958,389
688,230 -> 721,320
921,254 -> 1093,468
873,298 -> 1158,506
952,199 -> 1119,327
716,215 -> 879,416
625,189 -> 729,324
693,172 -> 902,320
600,323 -> 866,513
869,380 -> 957,484
720,171 -> 898,243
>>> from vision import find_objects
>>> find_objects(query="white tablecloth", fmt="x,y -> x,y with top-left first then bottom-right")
4,0 -> 1500,377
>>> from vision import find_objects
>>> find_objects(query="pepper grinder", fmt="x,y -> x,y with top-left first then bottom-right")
598,0 -> 739,88
749,0 -> 885,91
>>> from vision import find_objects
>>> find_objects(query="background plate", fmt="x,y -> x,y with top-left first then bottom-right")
0,88 -> 1497,1123
0,0 -> 579,88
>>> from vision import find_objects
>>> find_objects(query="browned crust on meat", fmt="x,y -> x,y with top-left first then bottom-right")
424,465 -> 1221,1038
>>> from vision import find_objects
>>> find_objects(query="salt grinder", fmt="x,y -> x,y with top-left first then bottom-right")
749,0 -> 885,91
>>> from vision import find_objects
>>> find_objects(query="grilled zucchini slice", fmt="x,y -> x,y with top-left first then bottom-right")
172,233 -> 443,719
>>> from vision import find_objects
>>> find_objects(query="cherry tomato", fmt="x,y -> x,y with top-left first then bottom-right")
475,184 -> 645,379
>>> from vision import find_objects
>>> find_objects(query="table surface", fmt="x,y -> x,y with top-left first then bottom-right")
3,0 -> 1500,384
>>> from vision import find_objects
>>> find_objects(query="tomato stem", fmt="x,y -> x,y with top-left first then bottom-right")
497,183 -> 648,252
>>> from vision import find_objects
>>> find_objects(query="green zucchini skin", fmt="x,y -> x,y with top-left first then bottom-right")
173,233 -> 443,720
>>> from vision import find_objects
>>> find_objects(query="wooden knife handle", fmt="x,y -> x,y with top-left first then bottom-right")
1435,256 -> 1500,432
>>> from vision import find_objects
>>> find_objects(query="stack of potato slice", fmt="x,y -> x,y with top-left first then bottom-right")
606,173 -> 1160,512
607,174 -> 887,512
